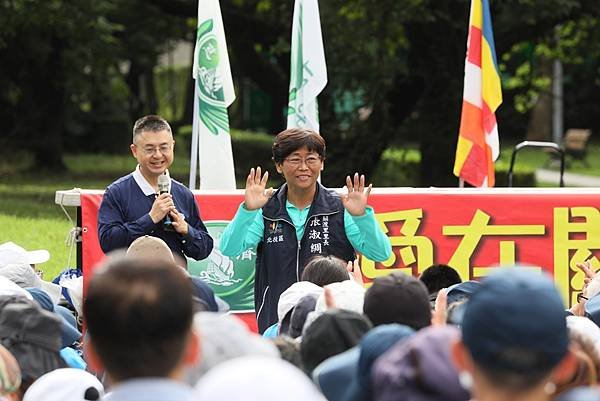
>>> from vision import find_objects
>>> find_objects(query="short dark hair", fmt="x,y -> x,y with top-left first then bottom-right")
363,271 -> 431,329
301,256 -> 349,287
419,264 -> 461,294
132,115 -> 172,142
272,128 -> 326,164
84,256 -> 194,381
475,359 -> 553,391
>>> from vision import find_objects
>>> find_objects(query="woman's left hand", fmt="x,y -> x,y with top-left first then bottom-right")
342,173 -> 371,216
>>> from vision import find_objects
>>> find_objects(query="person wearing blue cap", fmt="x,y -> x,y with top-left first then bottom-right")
313,324 -> 415,401
452,269 -> 577,401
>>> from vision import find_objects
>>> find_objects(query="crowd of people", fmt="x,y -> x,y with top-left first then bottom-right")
2,115 -> 599,400
1,239 -> 600,401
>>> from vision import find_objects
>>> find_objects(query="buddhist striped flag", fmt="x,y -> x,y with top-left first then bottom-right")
453,0 -> 502,187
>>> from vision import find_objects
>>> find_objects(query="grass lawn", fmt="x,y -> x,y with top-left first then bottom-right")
497,141 -> 600,177
0,215 -> 75,280
0,146 -> 203,279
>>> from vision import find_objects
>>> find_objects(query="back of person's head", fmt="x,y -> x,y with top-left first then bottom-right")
315,280 -> 366,316
444,281 -> 481,326
126,235 -> 175,264
301,256 -> 349,287
372,326 -> 469,401
194,356 -> 327,401
363,271 -> 431,329
84,255 -> 195,381
301,309 -> 372,374
419,264 -> 462,294
289,295 -> 318,338
563,316 -> 600,391
272,336 -> 304,371
314,323 -> 414,401
0,295 -> 65,396
184,312 -> 279,384
278,281 -> 323,326
132,114 -> 172,141
457,268 -> 571,392
23,368 -> 104,401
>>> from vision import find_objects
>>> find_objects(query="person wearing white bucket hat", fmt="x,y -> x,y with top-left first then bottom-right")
0,242 -> 61,304
0,242 -> 50,268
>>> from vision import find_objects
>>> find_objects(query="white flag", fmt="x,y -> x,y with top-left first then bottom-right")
286,0 -> 327,131
189,0 -> 236,190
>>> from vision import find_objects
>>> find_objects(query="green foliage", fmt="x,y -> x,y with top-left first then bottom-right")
155,66 -> 191,122
3,0 -> 600,185
177,126 -> 281,187
495,167 -> 537,187
372,148 -> 421,187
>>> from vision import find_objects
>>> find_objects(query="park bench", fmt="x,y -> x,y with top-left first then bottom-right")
563,128 -> 591,166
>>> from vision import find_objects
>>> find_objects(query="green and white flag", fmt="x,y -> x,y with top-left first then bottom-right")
286,0 -> 327,131
189,0 -> 236,190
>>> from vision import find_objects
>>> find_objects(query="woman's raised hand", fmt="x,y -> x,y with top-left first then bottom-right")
244,167 -> 273,210
341,172 -> 372,216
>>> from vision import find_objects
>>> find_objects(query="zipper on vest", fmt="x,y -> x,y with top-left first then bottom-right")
263,216 -> 294,227
296,240 -> 301,281
256,285 -> 269,321
264,211 -> 340,283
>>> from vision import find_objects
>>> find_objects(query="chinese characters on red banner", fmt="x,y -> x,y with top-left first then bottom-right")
81,190 -> 600,307
361,205 -> 599,306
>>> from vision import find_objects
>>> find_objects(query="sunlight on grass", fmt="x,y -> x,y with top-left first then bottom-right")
0,214 -> 74,279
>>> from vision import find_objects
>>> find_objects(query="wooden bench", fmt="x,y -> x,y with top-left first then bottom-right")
563,129 -> 591,166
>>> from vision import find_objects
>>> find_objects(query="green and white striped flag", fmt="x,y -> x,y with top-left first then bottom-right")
286,0 -> 327,131
189,0 -> 236,190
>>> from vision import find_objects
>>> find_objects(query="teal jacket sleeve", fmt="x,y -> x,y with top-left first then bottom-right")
219,203 -> 265,257
344,206 -> 392,262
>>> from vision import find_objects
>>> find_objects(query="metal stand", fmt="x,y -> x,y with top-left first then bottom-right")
508,141 -> 565,188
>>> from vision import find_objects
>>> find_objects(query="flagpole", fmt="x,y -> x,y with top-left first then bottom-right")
189,85 -> 200,190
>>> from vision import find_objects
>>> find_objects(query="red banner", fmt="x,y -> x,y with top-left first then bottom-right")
81,188 -> 600,315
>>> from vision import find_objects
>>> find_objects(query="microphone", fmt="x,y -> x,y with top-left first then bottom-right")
157,170 -> 170,195
157,170 -> 175,232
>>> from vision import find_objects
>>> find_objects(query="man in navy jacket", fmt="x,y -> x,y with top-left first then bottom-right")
98,115 -> 212,262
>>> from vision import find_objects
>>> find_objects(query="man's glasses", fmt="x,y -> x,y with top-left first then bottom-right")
577,292 -> 589,303
284,156 -> 321,166
139,144 -> 173,155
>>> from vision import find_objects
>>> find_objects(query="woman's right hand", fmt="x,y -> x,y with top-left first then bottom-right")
244,167 -> 273,210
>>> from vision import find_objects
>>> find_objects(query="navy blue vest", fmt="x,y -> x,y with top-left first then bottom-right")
255,183 -> 355,333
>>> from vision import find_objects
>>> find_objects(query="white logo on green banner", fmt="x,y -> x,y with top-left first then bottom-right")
196,19 -> 229,136
187,221 -> 255,311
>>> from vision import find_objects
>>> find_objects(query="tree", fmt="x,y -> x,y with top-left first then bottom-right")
3,0 -> 600,184
0,0 -> 120,171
